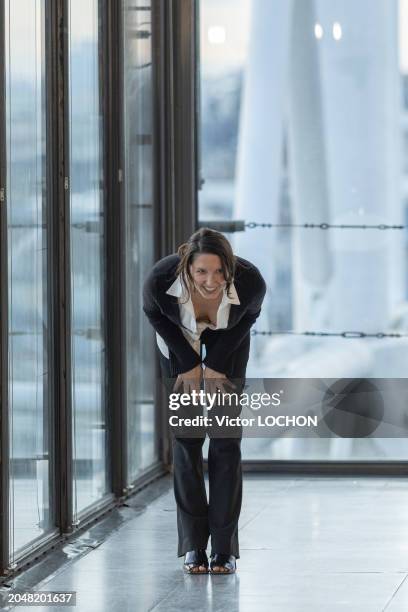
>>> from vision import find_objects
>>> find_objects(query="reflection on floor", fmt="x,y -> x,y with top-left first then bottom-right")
4,473 -> 408,611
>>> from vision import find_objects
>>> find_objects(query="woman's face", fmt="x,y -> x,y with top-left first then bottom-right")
189,253 -> 226,300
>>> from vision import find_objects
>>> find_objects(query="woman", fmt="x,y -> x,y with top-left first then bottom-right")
143,227 -> 266,574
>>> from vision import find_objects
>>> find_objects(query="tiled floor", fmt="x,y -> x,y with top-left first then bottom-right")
3,473 -> 408,611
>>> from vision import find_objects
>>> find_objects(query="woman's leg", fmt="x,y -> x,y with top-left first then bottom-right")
206,338 -> 249,566
207,436 -> 242,559
157,351 -> 209,558
207,383 -> 243,561
172,436 -> 209,556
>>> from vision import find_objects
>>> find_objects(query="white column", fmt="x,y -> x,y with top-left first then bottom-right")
234,0 -> 293,332
315,0 -> 401,331
288,0 -> 332,330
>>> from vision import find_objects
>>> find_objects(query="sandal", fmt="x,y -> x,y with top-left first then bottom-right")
183,549 -> 209,574
210,553 -> 236,574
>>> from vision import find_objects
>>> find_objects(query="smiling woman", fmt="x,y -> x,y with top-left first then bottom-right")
143,226 -> 266,574
190,252 -> 226,299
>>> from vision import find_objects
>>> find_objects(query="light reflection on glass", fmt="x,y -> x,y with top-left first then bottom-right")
68,0 -> 109,514
5,0 -> 54,556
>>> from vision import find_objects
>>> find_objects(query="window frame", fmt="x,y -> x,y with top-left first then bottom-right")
0,0 -> 10,575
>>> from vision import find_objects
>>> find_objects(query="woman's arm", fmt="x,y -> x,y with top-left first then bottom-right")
202,273 -> 266,375
143,272 -> 202,374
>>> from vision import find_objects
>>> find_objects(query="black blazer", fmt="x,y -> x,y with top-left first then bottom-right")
142,253 -> 266,377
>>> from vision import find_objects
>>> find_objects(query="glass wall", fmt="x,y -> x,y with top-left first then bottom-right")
0,0 -> 163,578
5,0 -> 55,556
199,0 -> 407,460
123,0 -> 158,481
68,0 -> 110,514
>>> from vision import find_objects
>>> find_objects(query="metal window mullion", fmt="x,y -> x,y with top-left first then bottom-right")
0,0 -> 10,577
102,0 -> 127,496
151,0 -> 173,467
49,0 -> 74,535
172,0 -> 198,245
151,0 -> 199,467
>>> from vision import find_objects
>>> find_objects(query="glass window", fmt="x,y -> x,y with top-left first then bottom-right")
123,0 -> 158,481
5,0 -> 55,556
199,0 -> 407,461
68,0 -> 109,513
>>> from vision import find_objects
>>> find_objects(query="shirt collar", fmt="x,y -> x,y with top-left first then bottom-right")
166,275 -> 240,305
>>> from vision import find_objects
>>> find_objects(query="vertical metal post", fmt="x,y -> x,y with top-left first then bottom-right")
0,0 -> 10,576
103,0 -> 127,496
48,0 -> 73,534
153,0 -> 198,258
172,0 -> 199,245
151,0 -> 199,466
150,0 -> 168,465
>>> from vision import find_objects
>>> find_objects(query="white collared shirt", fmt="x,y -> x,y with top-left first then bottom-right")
156,275 -> 240,359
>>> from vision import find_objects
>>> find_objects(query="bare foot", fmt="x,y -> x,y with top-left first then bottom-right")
188,564 -> 207,573
211,565 -> 229,573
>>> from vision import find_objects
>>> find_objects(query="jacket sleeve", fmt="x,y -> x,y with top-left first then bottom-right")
142,271 -> 202,374
202,273 -> 266,375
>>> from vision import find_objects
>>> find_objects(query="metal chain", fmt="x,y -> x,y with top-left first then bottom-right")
252,330 -> 408,338
245,222 -> 404,230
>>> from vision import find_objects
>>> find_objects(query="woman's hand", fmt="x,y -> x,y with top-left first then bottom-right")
173,364 -> 202,394
203,366 -> 236,395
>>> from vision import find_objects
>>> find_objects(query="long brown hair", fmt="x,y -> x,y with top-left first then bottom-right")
176,228 -> 236,303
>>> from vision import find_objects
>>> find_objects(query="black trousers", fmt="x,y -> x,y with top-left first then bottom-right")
158,338 -> 249,559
